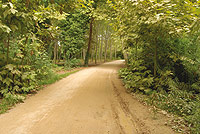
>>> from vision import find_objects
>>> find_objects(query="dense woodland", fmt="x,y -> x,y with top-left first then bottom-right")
0,0 -> 200,133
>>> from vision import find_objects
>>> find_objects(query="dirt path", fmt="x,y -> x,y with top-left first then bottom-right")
0,60 -> 176,134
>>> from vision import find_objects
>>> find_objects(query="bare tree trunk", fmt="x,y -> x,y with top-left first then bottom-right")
91,45 -> 93,62
95,37 -> 98,64
95,23 -> 99,64
81,49 -> 83,60
56,42 -> 59,62
84,18 -> 94,66
110,39 -> 112,60
58,46 -> 62,62
83,49 -> 86,60
100,35 -> 103,62
114,42 -> 117,59
104,38 -> 108,62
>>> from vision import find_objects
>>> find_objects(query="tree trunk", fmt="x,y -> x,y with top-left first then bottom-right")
110,39 -> 112,60
95,38 -> 98,64
26,0 -> 30,8
121,37 -> 128,65
104,39 -> 108,62
95,24 -> 99,64
100,35 -> 103,62
91,45 -> 94,62
83,49 -> 86,60
54,40 -> 58,64
57,42 -> 59,62
84,18 -> 94,66
114,42 -> 117,59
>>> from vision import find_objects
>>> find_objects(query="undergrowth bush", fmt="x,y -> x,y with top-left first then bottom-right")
0,64 -> 37,96
119,60 -> 154,94
65,58 -> 81,69
119,59 -> 200,133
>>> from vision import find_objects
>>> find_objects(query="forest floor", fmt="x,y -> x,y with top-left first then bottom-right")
0,60 -> 177,134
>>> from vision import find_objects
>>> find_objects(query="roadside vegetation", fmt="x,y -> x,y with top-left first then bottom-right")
116,1 -> 200,133
0,0 -> 121,114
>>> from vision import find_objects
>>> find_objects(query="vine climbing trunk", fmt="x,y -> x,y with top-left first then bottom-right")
104,26 -> 109,62
84,17 -> 94,66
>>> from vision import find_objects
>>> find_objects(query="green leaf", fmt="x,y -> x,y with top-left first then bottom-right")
3,77 -> 13,86
0,23 -> 11,33
2,4 -> 7,8
10,25 -> 18,31
3,9 -> 10,18
5,64 -> 15,71
0,75 -> 2,81
10,8 -> 18,14
11,70 -> 21,75
1,70 -> 7,75
13,85 -> 20,91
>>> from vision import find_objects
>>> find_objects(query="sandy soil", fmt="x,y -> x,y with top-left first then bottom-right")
0,60 -> 177,134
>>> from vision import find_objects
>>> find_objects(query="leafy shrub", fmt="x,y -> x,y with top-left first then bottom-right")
146,90 -> 200,134
119,60 -> 154,94
0,64 -> 37,97
185,105 -> 200,134
65,58 -> 81,69
119,59 -> 200,133
154,70 -> 177,92
31,52 -> 53,81
148,90 -> 196,116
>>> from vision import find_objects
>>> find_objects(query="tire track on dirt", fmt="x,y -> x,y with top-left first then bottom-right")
111,80 -> 151,134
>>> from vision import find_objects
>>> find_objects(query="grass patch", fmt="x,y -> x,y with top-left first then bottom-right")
0,94 -> 25,114
38,70 -> 80,85
0,99 -> 11,114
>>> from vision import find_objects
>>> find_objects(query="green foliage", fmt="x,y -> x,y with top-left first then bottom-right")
185,105 -> 200,134
64,58 -> 81,69
0,0 -> 92,112
119,60 -> 200,133
119,60 -> 154,94
0,64 -> 37,96
60,10 -> 89,59
0,93 -> 24,114
38,69 -> 80,86
31,52 -> 53,81
146,90 -> 200,134
113,1 -> 200,132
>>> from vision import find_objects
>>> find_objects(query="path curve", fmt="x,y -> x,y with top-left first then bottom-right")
0,60 -> 176,134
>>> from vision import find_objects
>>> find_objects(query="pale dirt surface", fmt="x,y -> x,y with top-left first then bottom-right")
0,60 -> 177,134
